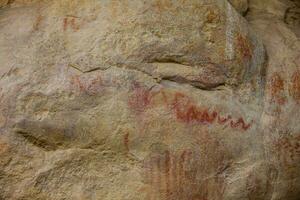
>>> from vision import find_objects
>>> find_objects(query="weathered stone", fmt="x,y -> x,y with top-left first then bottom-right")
246,0 -> 300,199
228,0 -> 248,15
0,0 -> 8,7
0,0 -> 299,199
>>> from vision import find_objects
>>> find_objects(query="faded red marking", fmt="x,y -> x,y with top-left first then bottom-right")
178,150 -> 185,192
63,16 -> 81,32
170,154 -> 177,197
144,150 -> 195,199
128,85 -> 252,131
179,150 -> 193,183
230,118 -> 252,131
33,14 -> 43,31
236,33 -> 253,62
0,113 -> 7,128
124,133 -> 130,153
0,141 -> 8,154
143,148 -> 226,200
144,157 -> 154,200
273,134 -> 300,166
171,92 -> 218,124
289,70 -> 300,104
63,17 -> 68,31
164,150 -> 171,198
156,156 -> 162,199
181,106 -> 217,124
161,90 -> 170,105
217,115 -> 232,124
70,75 -> 104,95
170,92 -> 252,130
128,82 -> 153,113
269,72 -> 286,105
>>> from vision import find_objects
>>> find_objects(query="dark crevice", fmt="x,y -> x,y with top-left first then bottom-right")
149,58 -> 189,66
69,61 -> 227,91
160,77 -> 226,91
83,67 -> 102,73
160,76 -> 225,90
15,130 -> 58,151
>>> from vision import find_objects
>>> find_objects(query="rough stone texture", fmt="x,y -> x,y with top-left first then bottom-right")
0,0 -> 8,8
0,0 -> 299,200
246,0 -> 300,199
228,0 -> 248,15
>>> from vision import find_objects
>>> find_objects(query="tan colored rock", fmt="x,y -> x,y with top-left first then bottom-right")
247,0 -> 300,199
0,0 -> 8,7
0,0 -> 299,200
228,0 -> 248,15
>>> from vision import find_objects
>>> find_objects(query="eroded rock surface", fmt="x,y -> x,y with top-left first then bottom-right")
228,0 -> 248,15
0,0 -> 299,199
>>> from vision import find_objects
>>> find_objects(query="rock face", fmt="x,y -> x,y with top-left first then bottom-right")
228,0 -> 248,15
0,0 -> 299,199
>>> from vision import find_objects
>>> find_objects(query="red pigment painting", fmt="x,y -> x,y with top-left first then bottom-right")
143,149 -> 226,200
246,167 -> 277,200
236,33 -> 253,62
289,70 -> 300,104
63,16 -> 80,32
128,82 -> 154,113
143,150 -> 199,200
128,83 -> 253,131
172,93 -> 253,130
269,72 -> 286,105
33,14 -> 43,31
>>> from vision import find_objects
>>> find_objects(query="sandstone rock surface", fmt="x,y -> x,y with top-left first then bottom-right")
0,0 -> 299,199
228,0 -> 248,15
